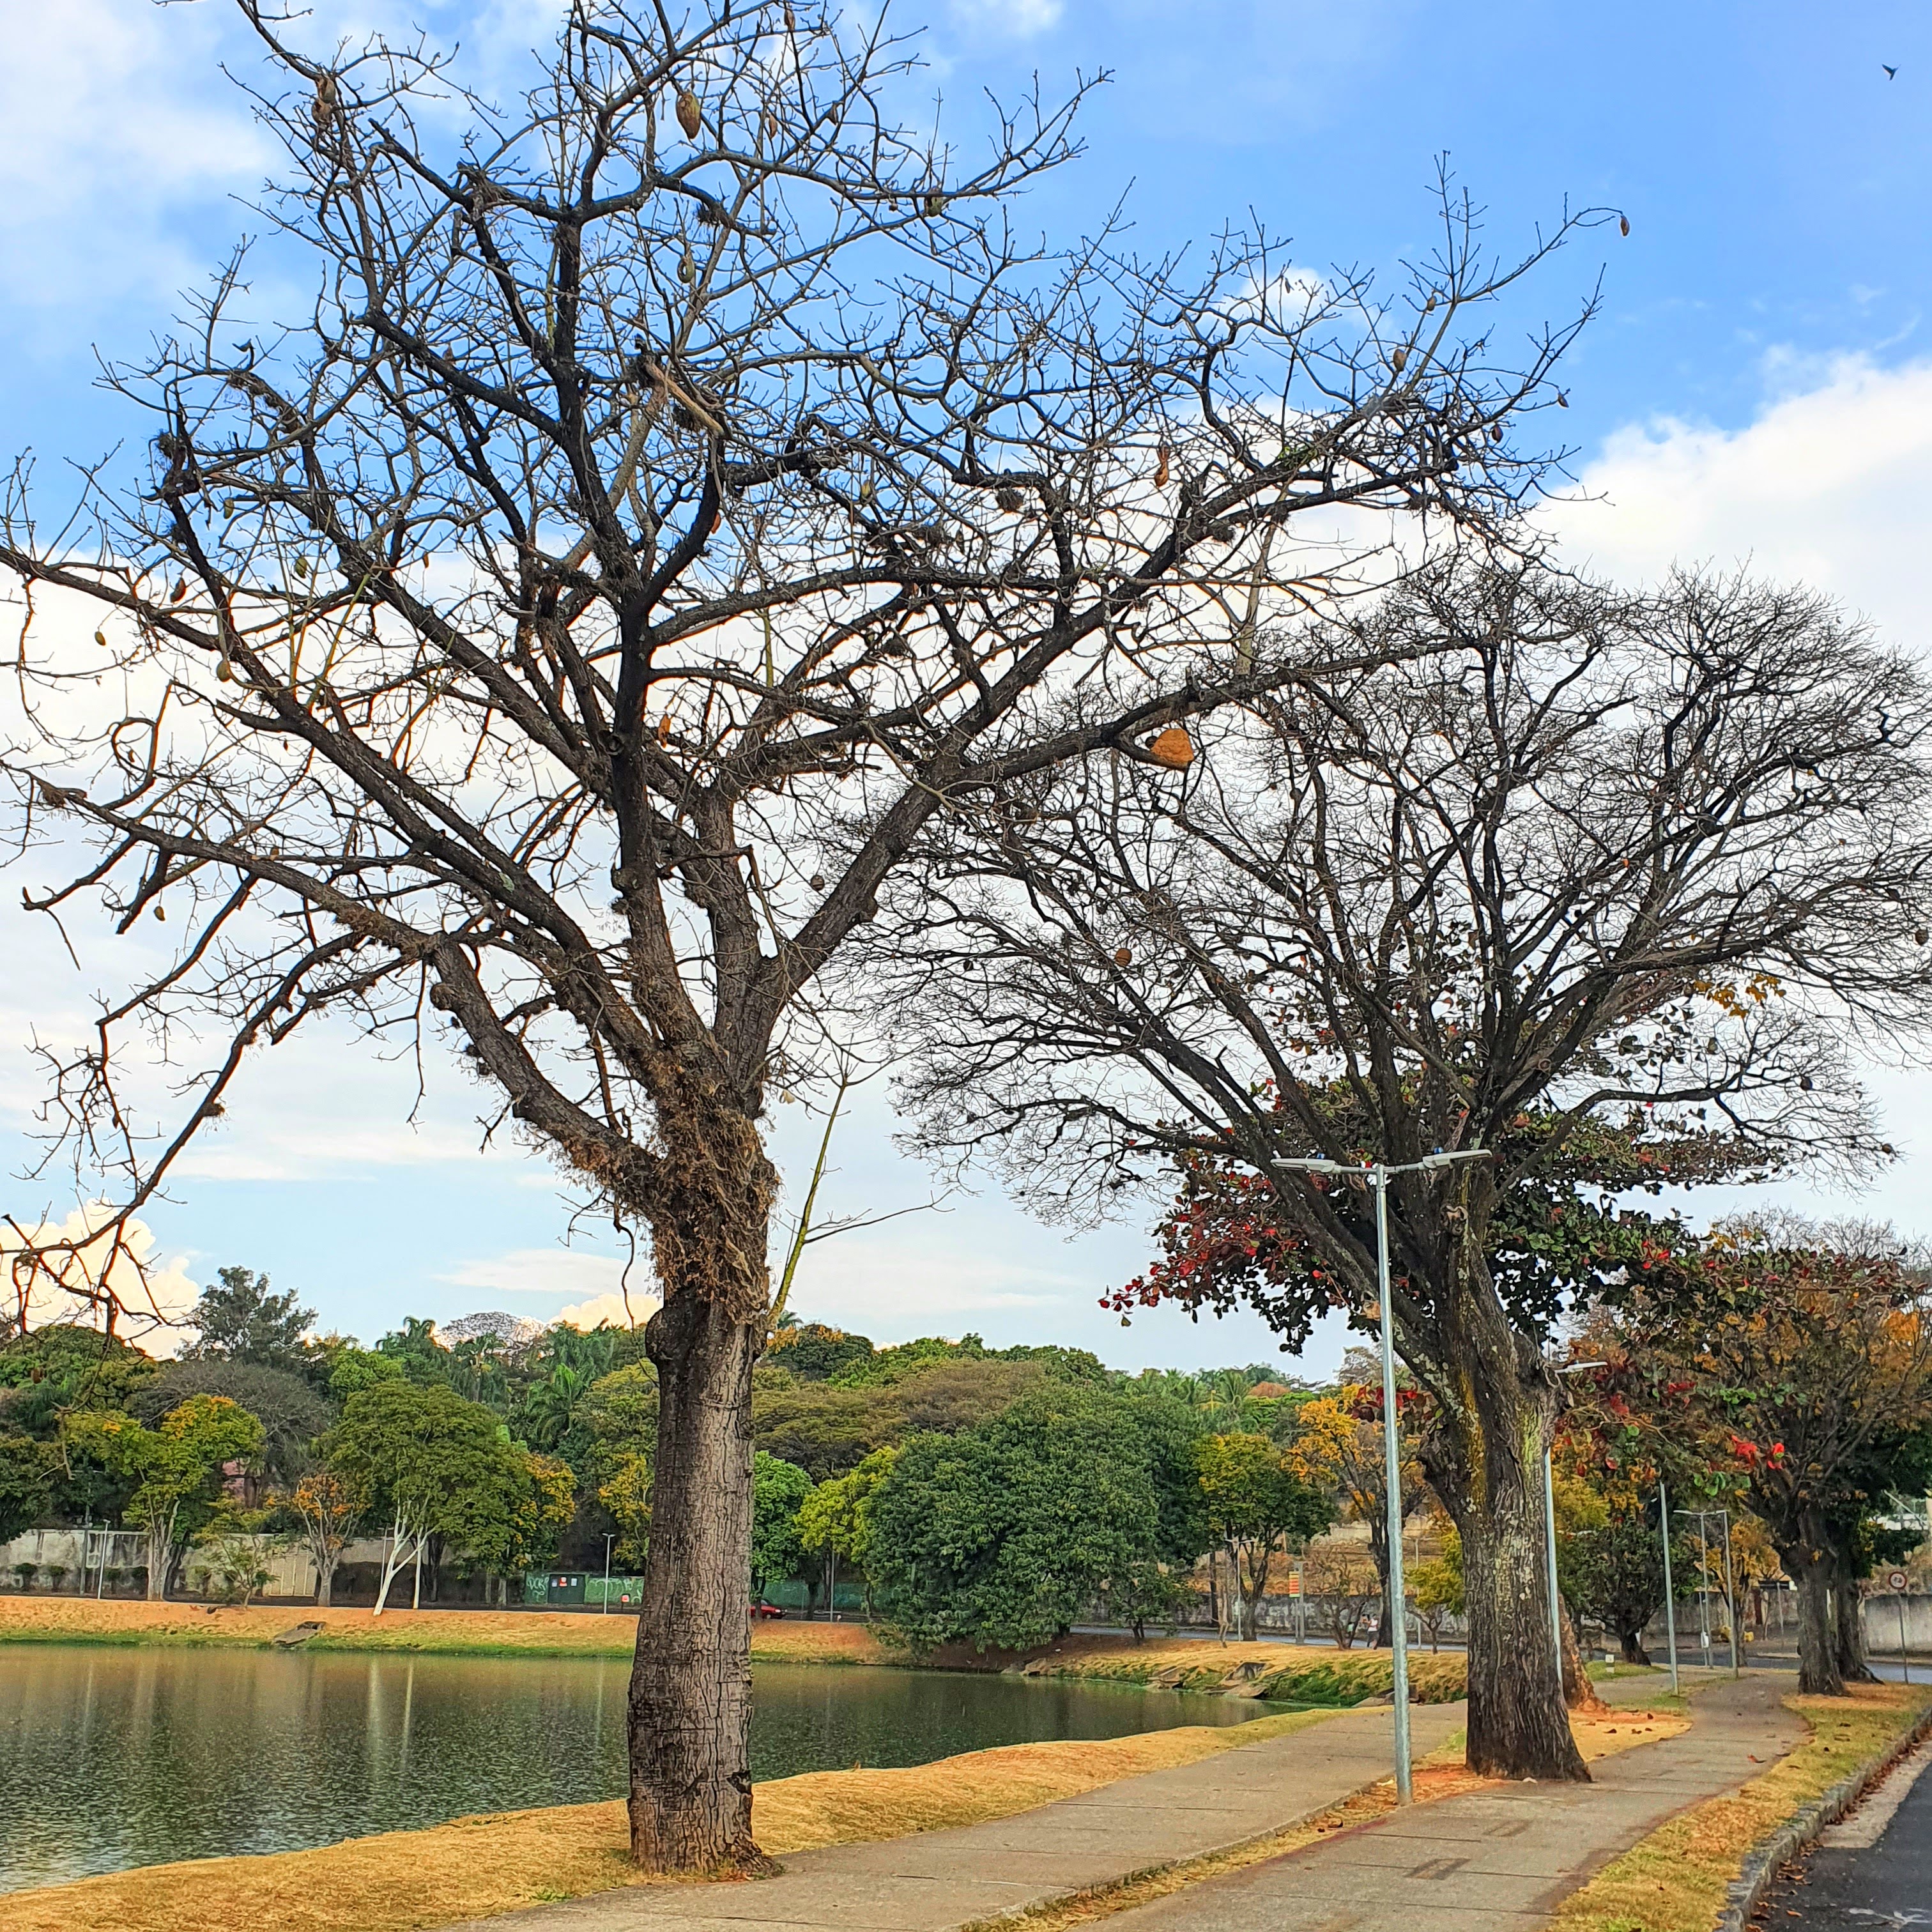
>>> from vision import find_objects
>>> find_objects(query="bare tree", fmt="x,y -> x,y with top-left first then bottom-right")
882,561 -> 1932,1779
2,0 -> 1601,1867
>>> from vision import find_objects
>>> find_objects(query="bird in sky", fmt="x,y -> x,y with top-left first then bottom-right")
1883,64 -> 1897,79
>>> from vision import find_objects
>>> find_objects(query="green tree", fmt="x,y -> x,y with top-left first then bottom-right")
601,1455 -> 654,1567
521,1362 -> 593,1452
580,1363 -> 660,1487
323,1381 -> 526,1613
765,1322 -> 877,1383
66,1395 -> 266,1598
328,1348 -> 405,1402
0,1435 -> 53,1542
750,1452 -> 813,1602
183,1266 -> 316,1370
868,1388 -> 1174,1652
797,1446 -> 898,1613
1193,1432 -> 1333,1639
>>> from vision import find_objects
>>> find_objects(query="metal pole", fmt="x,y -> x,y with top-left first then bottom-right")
1899,1595 -> 1911,1687
1374,1169 -> 1413,1805
602,1534 -> 613,1614
1696,1513 -> 1710,1659
1721,1512 -> 1739,1678
1542,1446 -> 1565,1699
1659,1482 -> 1679,1693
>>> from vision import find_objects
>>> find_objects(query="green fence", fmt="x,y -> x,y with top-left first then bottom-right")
519,1572 -> 863,1613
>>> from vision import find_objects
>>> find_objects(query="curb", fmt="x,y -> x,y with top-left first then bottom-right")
1715,1694 -> 1932,1932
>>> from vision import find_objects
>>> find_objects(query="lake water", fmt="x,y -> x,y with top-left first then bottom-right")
0,1645 -> 1261,1893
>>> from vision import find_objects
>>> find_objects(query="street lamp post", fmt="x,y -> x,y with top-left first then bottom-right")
1544,1362 -> 1607,1696
1658,1482 -> 1680,1694
1274,1146 -> 1489,1805
601,1533 -> 614,1614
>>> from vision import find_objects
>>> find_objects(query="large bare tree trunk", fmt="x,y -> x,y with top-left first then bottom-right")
628,1113 -> 776,1874
1830,1554 -> 1878,1685
1789,1537 -> 1843,1696
1424,1269 -> 1588,1783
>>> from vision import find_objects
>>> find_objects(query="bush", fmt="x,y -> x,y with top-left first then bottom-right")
10,1561 -> 35,1591
43,1565 -> 68,1592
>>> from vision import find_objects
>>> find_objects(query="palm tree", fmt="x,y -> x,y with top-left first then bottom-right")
523,1363 -> 590,1450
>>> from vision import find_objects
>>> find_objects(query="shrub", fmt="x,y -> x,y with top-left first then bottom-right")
10,1561 -> 35,1591
44,1565 -> 68,1591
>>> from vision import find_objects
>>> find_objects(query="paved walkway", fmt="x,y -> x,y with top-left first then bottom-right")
465,1671 -> 1798,1932
1089,1671 -> 1803,1932
450,1700 -> 1467,1932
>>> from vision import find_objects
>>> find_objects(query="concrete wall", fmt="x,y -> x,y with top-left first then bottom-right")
1,1527 -> 321,1598
1862,1592 -> 1932,1654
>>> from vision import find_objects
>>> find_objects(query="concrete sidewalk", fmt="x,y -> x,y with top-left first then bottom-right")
1090,1671 -> 1804,1932
449,1699 -> 1467,1932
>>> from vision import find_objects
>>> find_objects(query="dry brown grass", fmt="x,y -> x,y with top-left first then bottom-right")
0,1595 -> 889,1664
1549,1680 -> 1932,1932
0,1705 -> 1349,1932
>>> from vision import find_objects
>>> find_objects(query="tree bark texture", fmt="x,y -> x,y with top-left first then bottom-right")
629,1116 -> 776,1873
1830,1558 -> 1878,1685
1559,1597 -> 1608,1712
1618,1627 -> 1651,1666
1790,1547 -> 1843,1696
1420,1261 -> 1588,1782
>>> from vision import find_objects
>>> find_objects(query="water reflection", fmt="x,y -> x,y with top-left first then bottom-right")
0,1644 -> 1261,1892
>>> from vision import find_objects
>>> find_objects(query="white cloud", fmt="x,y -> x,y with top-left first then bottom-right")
556,1289 -> 656,1331
0,0 -> 268,326
1547,353 -> 1932,648
441,1245 -> 654,1308
1,1205 -> 198,1353
947,0 -> 1063,38
1545,350 -> 1932,1238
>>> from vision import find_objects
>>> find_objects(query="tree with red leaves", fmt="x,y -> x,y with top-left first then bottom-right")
1584,1220 -> 1932,1695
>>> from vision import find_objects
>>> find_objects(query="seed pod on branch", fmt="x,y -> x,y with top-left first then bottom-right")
676,89 -> 703,139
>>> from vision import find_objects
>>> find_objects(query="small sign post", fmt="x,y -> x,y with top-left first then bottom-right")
1889,1570 -> 1912,1685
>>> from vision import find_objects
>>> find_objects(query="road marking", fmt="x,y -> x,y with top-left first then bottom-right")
1819,1743 -> 1932,1849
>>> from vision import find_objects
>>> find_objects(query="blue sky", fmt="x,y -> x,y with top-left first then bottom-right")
4,0 -> 1931,1369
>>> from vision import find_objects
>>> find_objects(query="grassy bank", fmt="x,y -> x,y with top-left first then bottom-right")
0,1600 -> 1470,1702
2,1694 -> 1672,1932
1011,1633 -> 1469,1705
1549,1678 -> 1932,1932
0,1596 -> 888,1664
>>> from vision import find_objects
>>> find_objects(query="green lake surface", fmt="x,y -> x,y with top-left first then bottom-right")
0,1644 -> 1263,1894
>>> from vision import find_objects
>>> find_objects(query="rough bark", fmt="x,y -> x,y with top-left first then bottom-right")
1830,1558 -> 1878,1685
1618,1626 -> 1651,1666
1422,1262 -> 1588,1782
1791,1551 -> 1843,1696
1560,1597 -> 1608,1712
628,1115 -> 776,1874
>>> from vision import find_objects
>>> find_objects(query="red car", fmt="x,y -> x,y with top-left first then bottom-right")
751,1600 -> 786,1619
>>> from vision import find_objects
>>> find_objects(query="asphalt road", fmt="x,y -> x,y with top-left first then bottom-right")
1757,1741 -> 1932,1929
